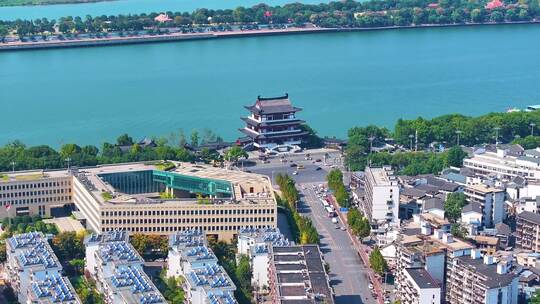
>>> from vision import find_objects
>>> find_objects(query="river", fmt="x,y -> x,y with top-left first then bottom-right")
1,24 -> 539,147
0,0 -> 327,21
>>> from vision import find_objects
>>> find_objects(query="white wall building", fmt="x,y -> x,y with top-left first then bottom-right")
401,268 -> 441,304
363,166 -> 400,225
464,184 -> 506,228
6,232 -> 80,304
237,227 -> 290,289
84,231 -> 165,304
167,230 -> 238,304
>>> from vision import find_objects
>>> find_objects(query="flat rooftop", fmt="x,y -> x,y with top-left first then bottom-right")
465,183 -> 504,194
271,245 -> 333,304
29,274 -> 81,304
107,266 -> 164,304
405,268 -> 439,289
75,161 -> 275,206
0,169 -> 69,183
366,167 -> 396,186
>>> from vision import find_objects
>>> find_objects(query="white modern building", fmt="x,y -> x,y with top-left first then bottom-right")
463,147 -> 540,182
84,231 -> 165,304
401,268 -> 441,304
237,227 -> 290,289
167,230 -> 237,304
1,161 -> 278,242
362,166 -> 400,225
6,232 -> 81,304
464,184 -> 505,228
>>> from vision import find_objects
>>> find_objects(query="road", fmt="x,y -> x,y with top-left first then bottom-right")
247,149 -> 376,304
298,185 -> 376,304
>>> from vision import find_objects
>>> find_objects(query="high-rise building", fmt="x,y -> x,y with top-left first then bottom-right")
362,166 -> 399,225
239,94 -> 307,150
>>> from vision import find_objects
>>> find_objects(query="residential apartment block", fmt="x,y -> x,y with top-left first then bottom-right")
446,250 -> 518,304
268,245 -> 334,304
6,232 -> 81,304
464,183 -> 505,228
166,230 -> 237,304
516,211 -> 540,252
237,227 -> 290,289
84,231 -> 165,304
401,268 -> 441,304
362,166 -> 399,225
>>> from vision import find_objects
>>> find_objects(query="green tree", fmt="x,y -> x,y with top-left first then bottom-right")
224,145 -> 248,163
235,254 -> 252,291
51,231 -> 85,261
0,242 -> 6,263
451,223 -> 467,239
446,146 -> 467,167
444,192 -> 468,222
530,289 -> 540,304
116,133 -> 134,146
369,247 -> 388,275
190,130 -> 199,147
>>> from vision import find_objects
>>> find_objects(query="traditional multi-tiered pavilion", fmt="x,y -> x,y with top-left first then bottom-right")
240,94 -> 307,150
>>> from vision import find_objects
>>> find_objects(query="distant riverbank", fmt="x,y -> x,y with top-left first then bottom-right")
0,0 -> 114,7
1,21 -> 539,52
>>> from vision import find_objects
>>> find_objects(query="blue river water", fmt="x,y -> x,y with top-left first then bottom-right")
1,24 -> 539,147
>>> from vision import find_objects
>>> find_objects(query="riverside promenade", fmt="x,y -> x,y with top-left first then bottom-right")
1,20 -> 538,52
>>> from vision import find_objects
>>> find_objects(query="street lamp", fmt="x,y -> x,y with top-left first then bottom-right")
455,130 -> 462,146
65,157 -> 72,170
494,127 -> 501,145
10,161 -> 15,172
531,123 -> 536,137
368,135 -> 375,154
408,135 -> 414,151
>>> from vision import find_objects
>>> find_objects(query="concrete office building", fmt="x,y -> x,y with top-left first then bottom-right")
401,268 -> 441,304
0,170 -> 73,218
84,231 -> 165,304
463,148 -> 540,182
6,232 -> 81,304
1,161 -> 278,242
362,166 -> 400,225
268,245 -> 334,304
464,184 -> 505,228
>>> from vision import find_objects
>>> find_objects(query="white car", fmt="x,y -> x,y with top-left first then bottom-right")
292,171 -> 298,175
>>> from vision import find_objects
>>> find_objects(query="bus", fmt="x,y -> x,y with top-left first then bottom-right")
325,206 -> 336,217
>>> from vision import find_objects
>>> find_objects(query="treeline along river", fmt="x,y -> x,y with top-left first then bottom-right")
1,23 -> 540,147
0,0 -> 328,21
